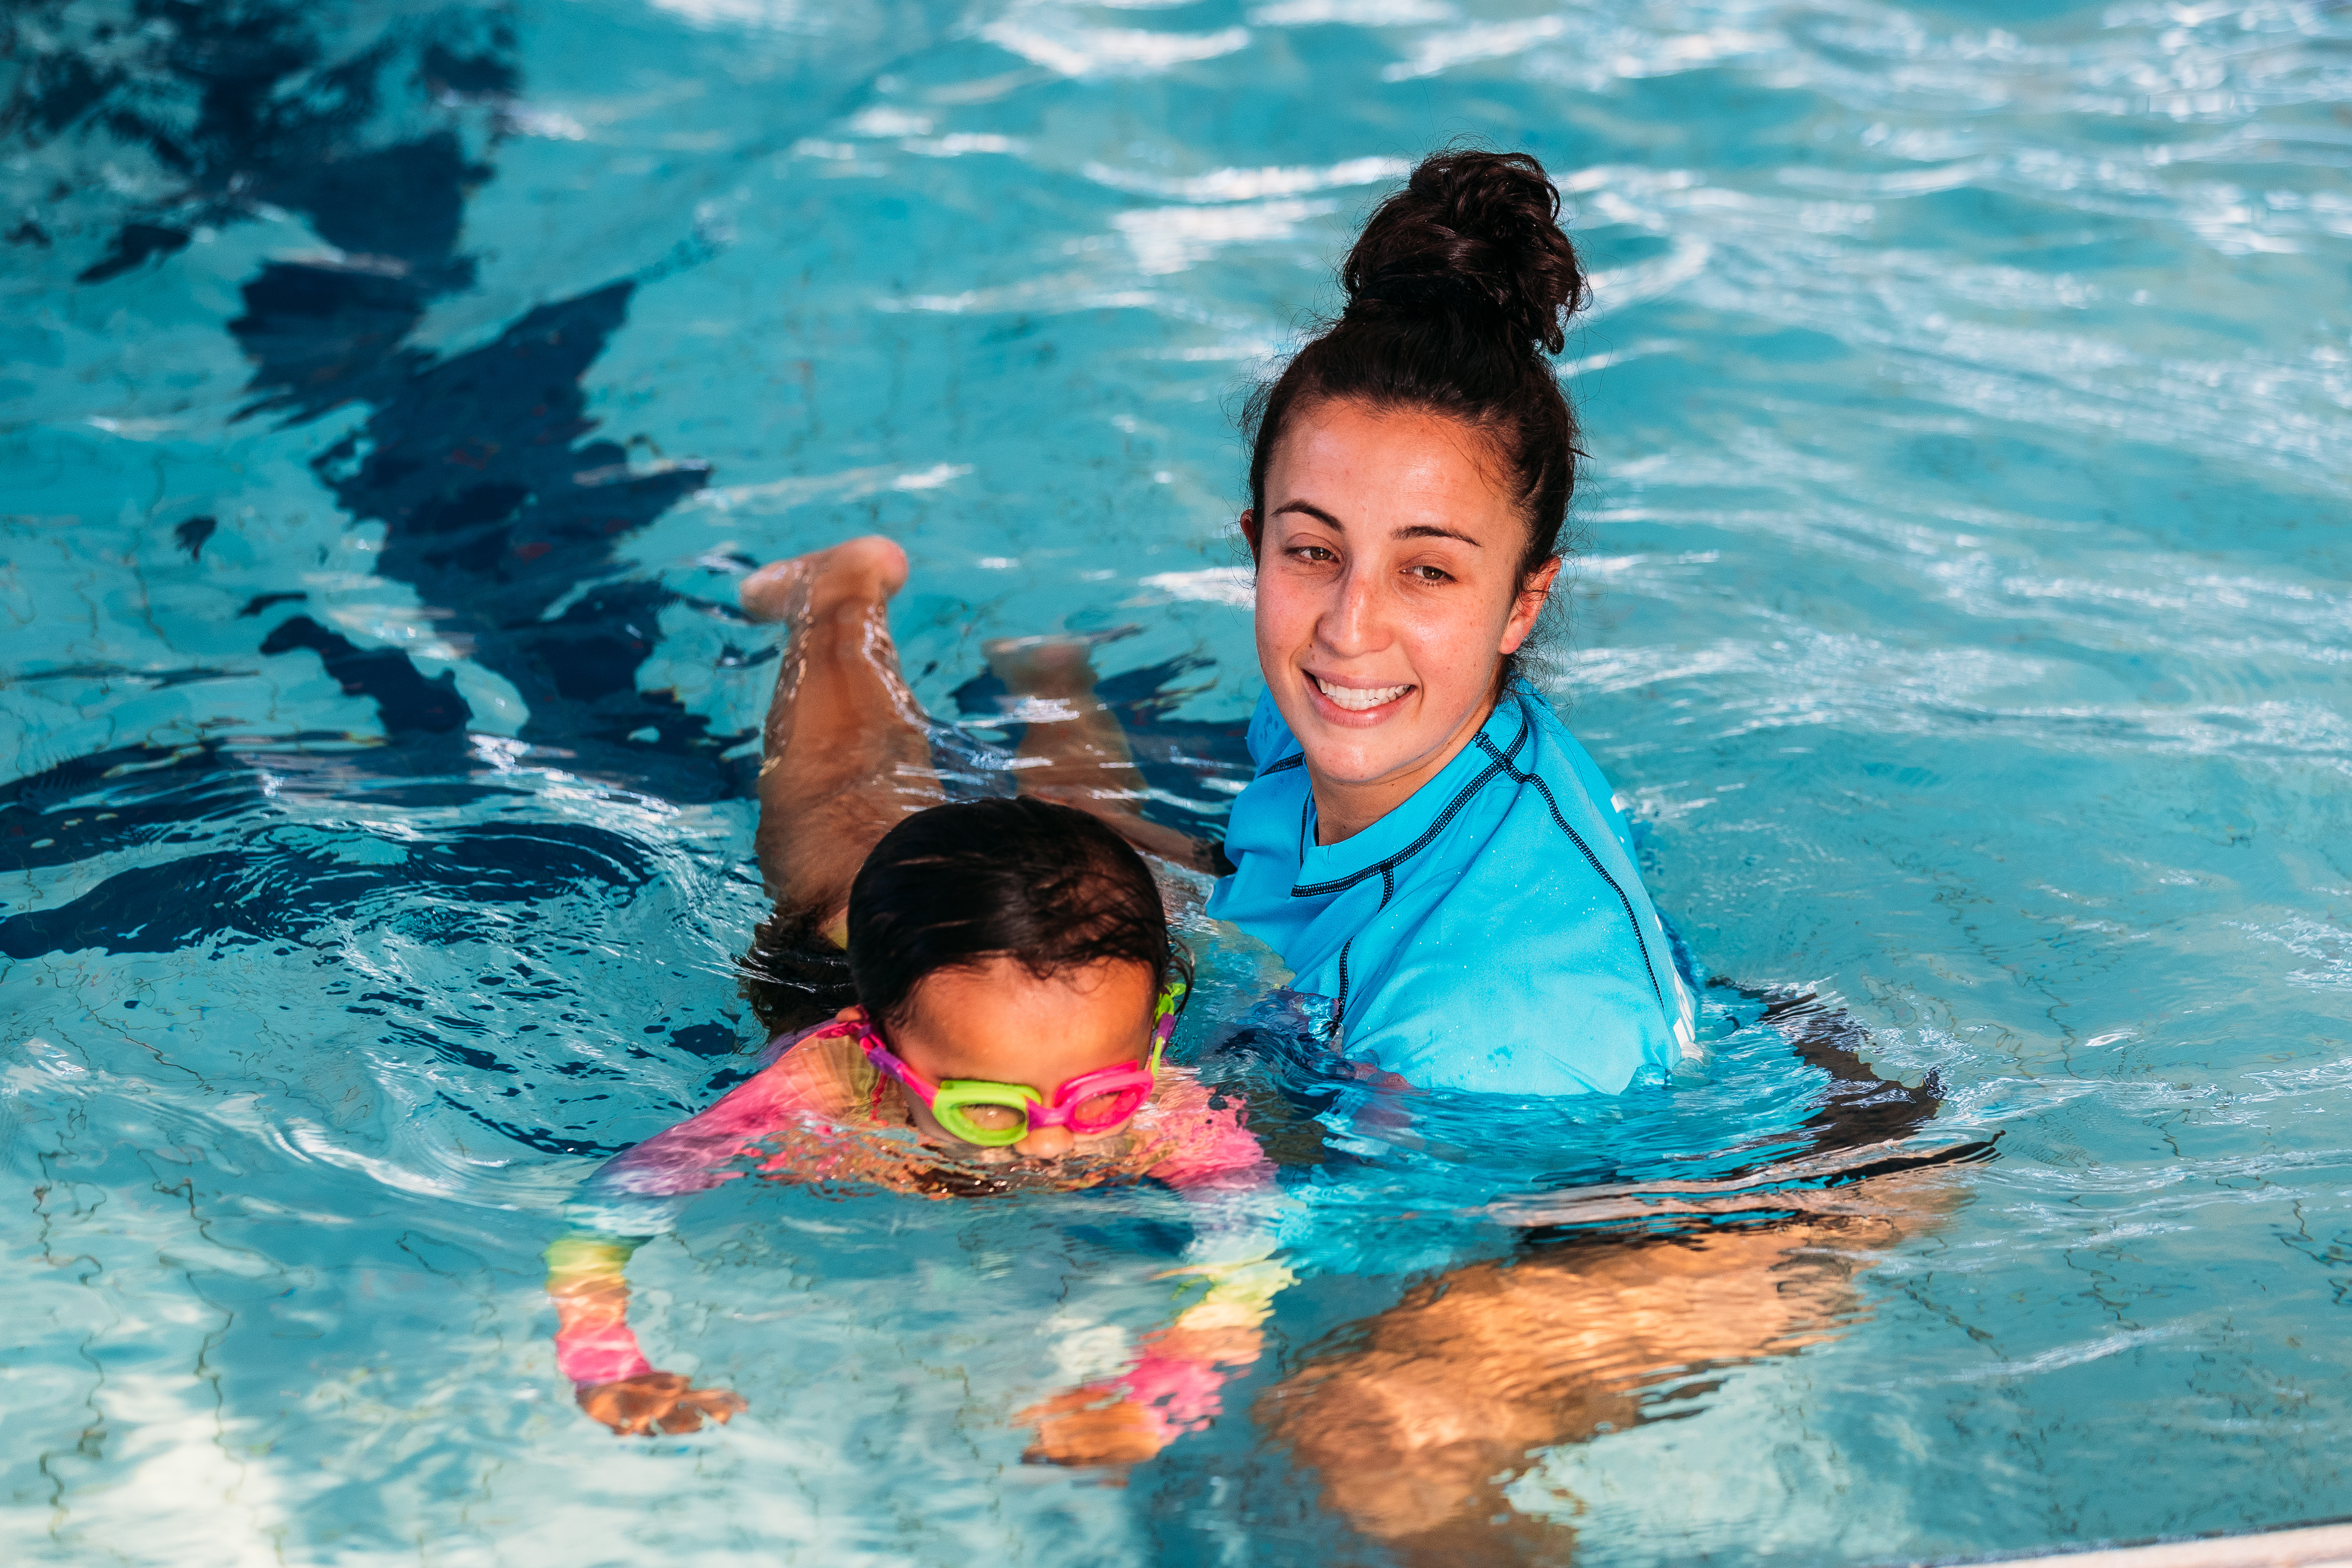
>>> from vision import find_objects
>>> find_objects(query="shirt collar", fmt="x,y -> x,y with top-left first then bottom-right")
1292,688 -> 1534,894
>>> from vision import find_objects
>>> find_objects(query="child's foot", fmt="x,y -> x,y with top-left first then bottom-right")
740,535 -> 909,624
983,625 -> 1141,701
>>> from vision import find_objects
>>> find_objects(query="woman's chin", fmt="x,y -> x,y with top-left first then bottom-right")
1288,709 -> 1436,785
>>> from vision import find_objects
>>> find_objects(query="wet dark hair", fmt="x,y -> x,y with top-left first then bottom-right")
845,797 -> 1180,1034
1243,147 -> 1587,666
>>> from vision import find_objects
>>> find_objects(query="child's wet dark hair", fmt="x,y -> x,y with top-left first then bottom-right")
845,798 -> 1179,1033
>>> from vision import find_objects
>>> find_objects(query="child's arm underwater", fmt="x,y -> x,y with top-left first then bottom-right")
546,1233 -> 745,1435
544,1028 -> 867,1434
1016,1073 -> 1296,1467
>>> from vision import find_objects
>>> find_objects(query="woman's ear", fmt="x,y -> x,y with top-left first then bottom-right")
1238,509 -> 1261,562
1499,557 -> 1562,655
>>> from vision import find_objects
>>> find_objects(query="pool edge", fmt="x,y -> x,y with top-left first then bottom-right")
1922,1522 -> 2352,1568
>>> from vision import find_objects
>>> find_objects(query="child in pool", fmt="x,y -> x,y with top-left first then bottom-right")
544,538 -> 1285,1455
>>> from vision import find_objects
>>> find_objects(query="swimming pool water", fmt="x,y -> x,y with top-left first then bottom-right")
4,0 -> 2351,1562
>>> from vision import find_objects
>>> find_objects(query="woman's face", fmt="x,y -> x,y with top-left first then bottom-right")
1244,400 -> 1556,837
844,958 -> 1159,1162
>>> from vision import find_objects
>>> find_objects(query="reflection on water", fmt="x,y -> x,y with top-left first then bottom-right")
5,0 -> 2352,1562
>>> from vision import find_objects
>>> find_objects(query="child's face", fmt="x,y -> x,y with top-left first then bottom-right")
845,958 -> 1161,1162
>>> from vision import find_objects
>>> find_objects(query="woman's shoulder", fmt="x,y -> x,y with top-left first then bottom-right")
1469,685 -> 1640,868
1243,686 -> 1299,770
1219,694 -> 1314,865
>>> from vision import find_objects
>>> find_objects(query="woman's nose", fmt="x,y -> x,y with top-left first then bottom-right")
1318,563 -> 1382,655
1017,1123 -> 1074,1159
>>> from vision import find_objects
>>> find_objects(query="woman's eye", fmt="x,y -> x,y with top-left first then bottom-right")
1408,564 -> 1453,584
1289,545 -> 1336,564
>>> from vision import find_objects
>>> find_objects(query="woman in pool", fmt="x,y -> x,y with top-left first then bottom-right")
1207,147 -> 1701,1096
1204,156 -> 1980,1541
544,540 -> 1280,1445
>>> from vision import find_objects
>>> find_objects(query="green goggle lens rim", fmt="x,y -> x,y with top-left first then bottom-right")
907,977 -> 1187,1146
926,1081 -> 1155,1146
929,1083 -> 1045,1147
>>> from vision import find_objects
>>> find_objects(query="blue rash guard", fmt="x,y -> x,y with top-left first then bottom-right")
1206,681 -> 1699,1097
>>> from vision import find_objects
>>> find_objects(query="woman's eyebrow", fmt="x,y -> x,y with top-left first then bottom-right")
1395,523 -> 1480,547
1276,503 -> 1478,548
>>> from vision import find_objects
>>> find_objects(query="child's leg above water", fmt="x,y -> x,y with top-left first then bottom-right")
742,535 -> 1219,935
986,633 -> 1224,874
740,535 -> 945,930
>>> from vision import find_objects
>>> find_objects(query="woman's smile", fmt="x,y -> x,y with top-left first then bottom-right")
1307,673 -> 1417,717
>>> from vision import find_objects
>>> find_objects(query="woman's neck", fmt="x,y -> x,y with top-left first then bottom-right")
1306,694 -> 1499,844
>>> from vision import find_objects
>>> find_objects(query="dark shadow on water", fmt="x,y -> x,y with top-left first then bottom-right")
7,0 -> 753,800
0,736 -> 745,1158
259,616 -> 469,735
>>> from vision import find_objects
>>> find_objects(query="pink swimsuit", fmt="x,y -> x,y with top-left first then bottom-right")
548,1021 -> 1277,1446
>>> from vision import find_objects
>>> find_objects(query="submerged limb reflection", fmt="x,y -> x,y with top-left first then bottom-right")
1018,1253 -> 1294,1468
1257,1170 -> 1964,1562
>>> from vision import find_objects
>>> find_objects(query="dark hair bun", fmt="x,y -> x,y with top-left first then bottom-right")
1340,149 -> 1584,356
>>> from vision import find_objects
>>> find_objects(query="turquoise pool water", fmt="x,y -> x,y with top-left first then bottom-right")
5,0 -> 2351,1562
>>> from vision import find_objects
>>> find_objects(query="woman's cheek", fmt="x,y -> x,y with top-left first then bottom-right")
1254,577 -> 1313,651
1399,620 -> 1462,694
1406,594 -> 1503,685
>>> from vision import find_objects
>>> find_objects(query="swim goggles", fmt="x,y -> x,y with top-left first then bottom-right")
857,977 -> 1188,1148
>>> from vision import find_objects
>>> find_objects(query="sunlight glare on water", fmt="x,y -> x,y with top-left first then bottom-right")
2,0 -> 2351,1562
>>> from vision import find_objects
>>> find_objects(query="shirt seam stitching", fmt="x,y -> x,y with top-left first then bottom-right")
1285,696 -> 1534,898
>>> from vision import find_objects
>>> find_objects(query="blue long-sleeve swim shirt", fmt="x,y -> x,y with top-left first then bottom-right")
1205,681 -> 1700,1096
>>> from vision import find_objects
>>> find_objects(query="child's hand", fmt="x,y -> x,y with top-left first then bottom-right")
1015,1326 -> 1260,1469
1015,1386 -> 1170,1469
577,1372 -> 747,1436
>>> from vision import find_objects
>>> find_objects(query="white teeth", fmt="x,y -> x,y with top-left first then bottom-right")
1314,677 -> 1410,712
